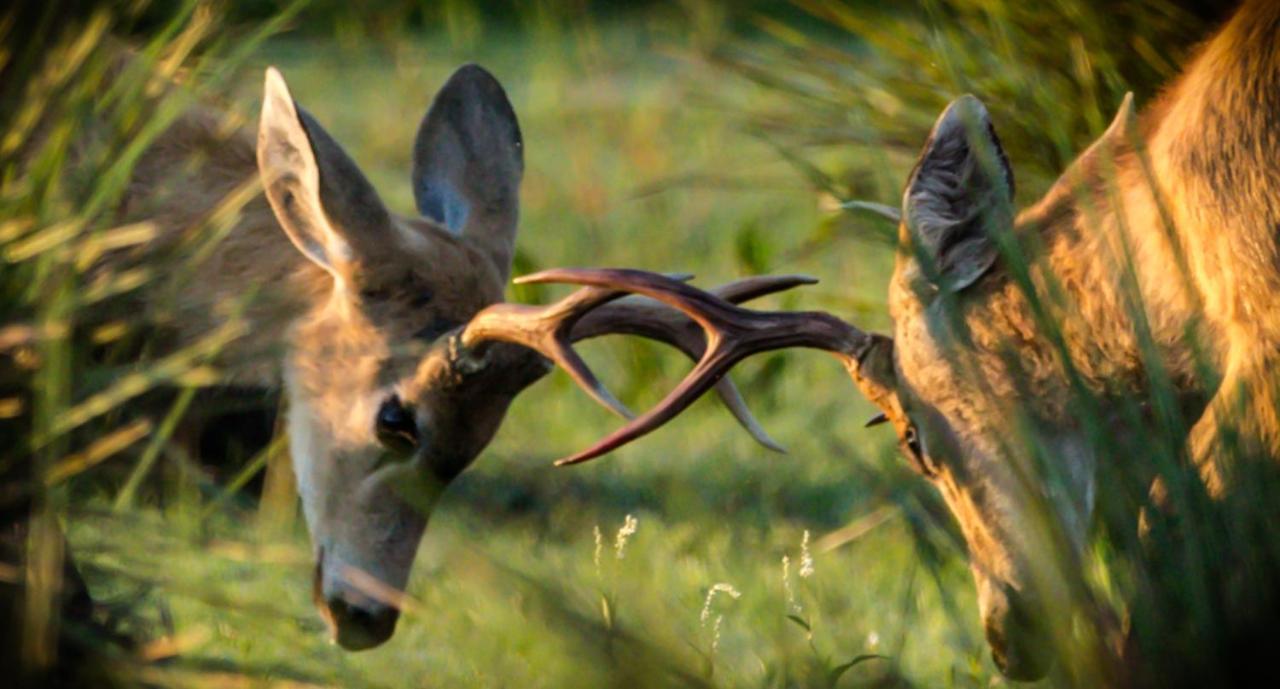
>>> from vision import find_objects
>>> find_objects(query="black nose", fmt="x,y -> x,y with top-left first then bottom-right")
326,595 -> 400,651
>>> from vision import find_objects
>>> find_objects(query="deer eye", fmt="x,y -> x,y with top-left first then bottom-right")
375,394 -> 418,455
901,425 -> 938,478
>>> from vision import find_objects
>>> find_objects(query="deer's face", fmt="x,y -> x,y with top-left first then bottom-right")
257,65 -> 535,649
868,96 -> 1095,680
881,307 -> 1088,681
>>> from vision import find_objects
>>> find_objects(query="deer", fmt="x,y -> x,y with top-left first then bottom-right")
507,0 -> 1280,681
10,57 -> 822,654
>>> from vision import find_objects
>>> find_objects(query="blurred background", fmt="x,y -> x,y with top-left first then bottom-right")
0,0 -> 1235,687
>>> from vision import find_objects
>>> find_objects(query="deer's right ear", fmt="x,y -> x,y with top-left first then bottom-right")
257,67 -> 393,284
412,64 -> 523,282
902,95 -> 1014,292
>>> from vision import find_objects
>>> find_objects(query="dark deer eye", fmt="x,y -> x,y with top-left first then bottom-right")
375,394 -> 418,455
904,426 -> 921,454
901,425 -> 938,478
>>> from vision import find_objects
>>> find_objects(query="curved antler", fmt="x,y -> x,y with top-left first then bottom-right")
570,274 -> 818,452
460,282 -> 641,419
513,268 -> 879,465
459,272 -> 818,454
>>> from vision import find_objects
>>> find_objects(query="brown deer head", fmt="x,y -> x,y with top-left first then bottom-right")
255,66 -> 800,650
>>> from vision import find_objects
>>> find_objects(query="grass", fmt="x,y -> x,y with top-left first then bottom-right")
3,1 -> 1255,687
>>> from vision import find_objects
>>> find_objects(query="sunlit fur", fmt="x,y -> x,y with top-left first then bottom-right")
872,0 -> 1280,679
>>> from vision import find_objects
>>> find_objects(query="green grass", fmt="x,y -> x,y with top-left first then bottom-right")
4,1 -> 1242,687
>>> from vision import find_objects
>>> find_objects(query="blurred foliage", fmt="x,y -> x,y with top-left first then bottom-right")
2,1 -> 296,685
705,0 -> 1223,216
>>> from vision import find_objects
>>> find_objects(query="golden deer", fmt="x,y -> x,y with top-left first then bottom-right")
525,0 -> 1280,680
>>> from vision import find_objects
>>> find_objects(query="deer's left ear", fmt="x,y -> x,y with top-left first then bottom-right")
412,64 -> 523,281
257,67 -> 396,285
902,95 -> 1014,291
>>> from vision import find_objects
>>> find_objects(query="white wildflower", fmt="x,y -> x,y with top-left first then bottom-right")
711,614 -> 725,655
700,582 -> 742,626
593,525 -> 603,573
782,555 -> 800,614
798,529 -> 814,578
614,514 -> 638,560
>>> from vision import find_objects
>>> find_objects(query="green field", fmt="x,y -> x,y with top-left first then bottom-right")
4,2 -> 1226,687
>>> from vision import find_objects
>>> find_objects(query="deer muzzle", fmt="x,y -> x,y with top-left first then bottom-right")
313,547 -> 402,651
982,581 -> 1055,681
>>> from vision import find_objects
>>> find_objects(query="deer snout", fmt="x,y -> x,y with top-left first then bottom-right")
325,593 -> 399,651
313,551 -> 401,651
981,581 -> 1055,681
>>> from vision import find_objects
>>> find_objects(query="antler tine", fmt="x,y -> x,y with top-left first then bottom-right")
462,287 -> 637,419
707,275 -> 814,453
555,338 -> 746,464
461,274 -> 698,420
515,268 -> 806,337
516,268 -> 868,465
518,268 -> 745,337
566,274 -> 815,454
710,377 -> 784,453
711,274 -> 818,302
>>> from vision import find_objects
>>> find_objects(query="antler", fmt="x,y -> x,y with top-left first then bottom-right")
512,268 -> 879,465
459,272 -> 818,453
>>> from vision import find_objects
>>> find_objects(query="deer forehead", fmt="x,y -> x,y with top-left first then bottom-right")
395,217 -> 507,300
288,339 -> 386,438
289,230 -> 502,359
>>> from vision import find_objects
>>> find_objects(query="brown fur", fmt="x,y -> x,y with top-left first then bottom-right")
110,102 -> 327,381
860,0 -> 1280,680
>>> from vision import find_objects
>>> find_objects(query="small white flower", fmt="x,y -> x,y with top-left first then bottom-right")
592,525 -> 603,572
798,530 -> 814,578
700,582 -> 742,626
614,514 -> 638,560
782,555 -> 800,614
867,631 -> 880,649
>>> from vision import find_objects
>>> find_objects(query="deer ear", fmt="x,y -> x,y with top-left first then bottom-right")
902,95 -> 1014,291
412,64 -> 523,281
257,67 -> 394,283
